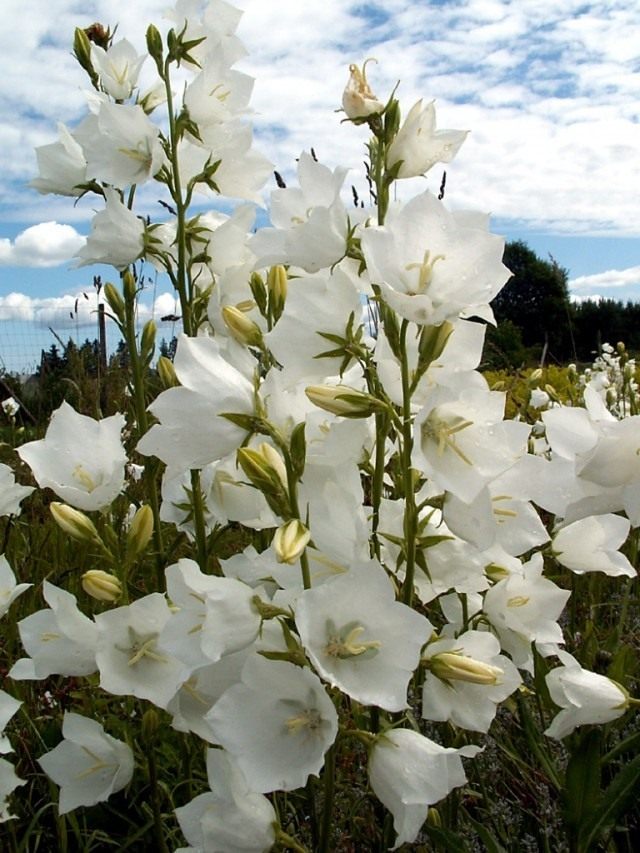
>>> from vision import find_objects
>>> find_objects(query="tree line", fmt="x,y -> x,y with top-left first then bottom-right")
485,241 -> 640,368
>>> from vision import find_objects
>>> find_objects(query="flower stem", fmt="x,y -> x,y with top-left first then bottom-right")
319,743 -> 336,853
399,320 -> 418,605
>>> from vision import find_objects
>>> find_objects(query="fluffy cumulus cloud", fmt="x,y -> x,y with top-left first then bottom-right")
0,288 -> 178,328
0,0 -> 638,240
0,223 -> 85,268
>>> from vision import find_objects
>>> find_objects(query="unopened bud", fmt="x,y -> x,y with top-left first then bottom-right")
141,320 -> 156,362
50,502 -> 101,544
103,282 -> 125,323
528,368 -> 543,387
428,651 -> 503,685
82,569 -> 122,602
418,320 -> 454,368
123,269 -> 138,303
485,563 -> 511,582
237,446 -> 289,499
157,355 -> 179,388
544,383 -> 560,402
305,385 -> 387,418
267,265 -> 288,311
222,305 -> 263,347
273,519 -> 311,564
145,24 -> 164,75
127,505 -> 154,557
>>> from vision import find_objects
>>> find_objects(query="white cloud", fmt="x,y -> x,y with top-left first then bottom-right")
0,287 -> 179,328
569,265 -> 640,291
0,222 -> 85,267
0,0 -> 638,244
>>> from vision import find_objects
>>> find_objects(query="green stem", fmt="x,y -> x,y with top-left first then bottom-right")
189,468 -> 209,573
163,56 -> 192,336
122,280 -> 165,584
319,743 -> 336,853
399,320 -> 418,606
148,747 -> 170,853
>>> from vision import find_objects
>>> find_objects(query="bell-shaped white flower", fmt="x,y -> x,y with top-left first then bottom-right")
138,335 -> 255,471
175,749 -> 276,853
18,401 -> 126,511
74,100 -> 164,188
207,655 -> 338,793
553,514 -> 636,578
0,555 -> 31,620
295,561 -> 432,711
37,713 -> 133,814
360,191 -> 509,326
545,652 -> 629,739
483,553 -> 570,672
91,38 -> 146,100
422,630 -> 521,732
75,188 -> 146,270
369,728 -> 480,849
30,123 -> 87,196
10,582 -> 98,680
95,593 -> 190,709
0,464 -> 34,518
387,99 -> 468,179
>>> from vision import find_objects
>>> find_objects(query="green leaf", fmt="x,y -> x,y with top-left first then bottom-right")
563,728 -> 602,843
580,753 -> 640,851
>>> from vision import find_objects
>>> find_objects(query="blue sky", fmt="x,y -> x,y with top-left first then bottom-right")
0,0 -> 639,370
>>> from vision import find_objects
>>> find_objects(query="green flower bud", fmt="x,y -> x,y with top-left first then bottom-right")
127,505 -> 154,557
157,356 -> 179,388
305,385 -> 387,418
103,282 -> 125,324
222,305 -> 263,347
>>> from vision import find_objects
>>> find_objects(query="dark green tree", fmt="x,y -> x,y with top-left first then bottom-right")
490,241 -> 574,363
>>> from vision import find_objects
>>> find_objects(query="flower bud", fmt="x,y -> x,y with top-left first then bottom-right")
140,320 -> 156,363
50,502 -> 101,543
305,385 -> 387,418
123,269 -> 138,303
157,355 -> 179,388
418,321 -> 454,369
237,445 -> 289,500
73,26 -> 97,81
428,651 -> 503,685
145,24 -> 164,75
267,265 -> 288,314
82,569 -> 122,602
127,505 -> 154,557
273,519 -> 311,564
528,368 -> 543,387
103,282 -> 125,324
222,305 -> 263,347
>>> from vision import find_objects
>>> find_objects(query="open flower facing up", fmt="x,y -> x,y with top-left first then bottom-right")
175,749 -> 276,853
360,191 -> 509,326
38,713 -> 133,814
295,561 -> 432,711
95,593 -> 190,710
387,100 -> 468,179
17,402 -> 126,512
544,652 -> 629,739
369,728 -> 480,849
207,655 -> 338,793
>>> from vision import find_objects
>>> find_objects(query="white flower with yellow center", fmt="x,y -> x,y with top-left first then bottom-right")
207,655 -> 338,793
37,713 -> 133,815
295,561 -> 432,711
